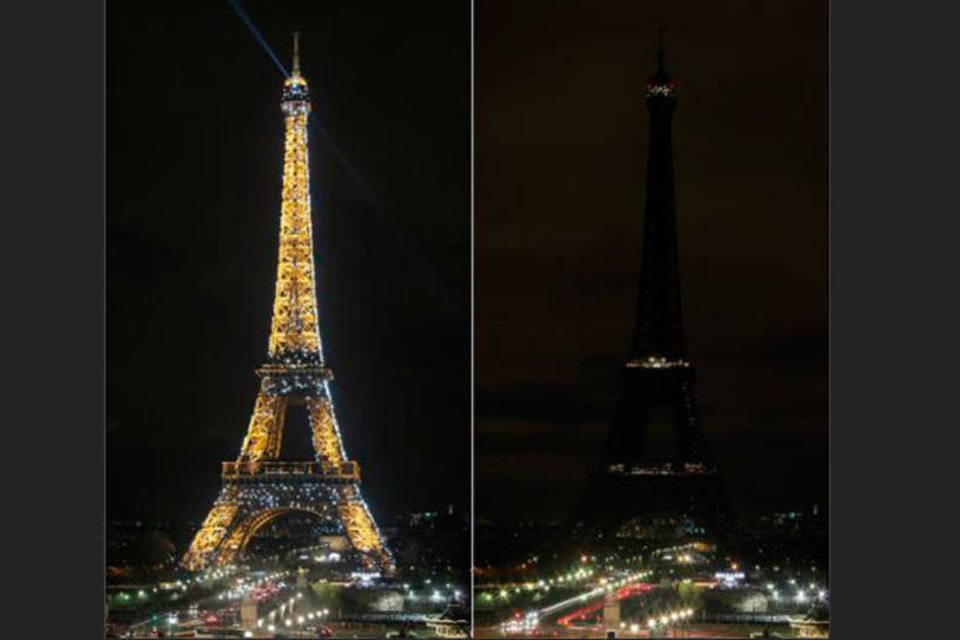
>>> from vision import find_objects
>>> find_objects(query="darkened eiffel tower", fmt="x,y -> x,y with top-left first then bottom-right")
576,35 -> 720,541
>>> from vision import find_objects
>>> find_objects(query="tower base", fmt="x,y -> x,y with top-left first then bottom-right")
181,463 -> 394,574
574,463 -> 721,543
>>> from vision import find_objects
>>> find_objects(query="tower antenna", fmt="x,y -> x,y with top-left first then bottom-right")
657,27 -> 666,74
292,30 -> 301,74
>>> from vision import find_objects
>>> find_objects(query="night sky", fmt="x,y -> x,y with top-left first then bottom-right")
107,1 -> 469,526
476,0 -> 827,523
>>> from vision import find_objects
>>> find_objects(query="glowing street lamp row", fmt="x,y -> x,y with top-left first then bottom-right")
646,607 -> 694,628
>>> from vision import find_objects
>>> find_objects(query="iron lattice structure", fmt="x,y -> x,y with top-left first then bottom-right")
182,36 -> 394,573
576,40 -> 720,539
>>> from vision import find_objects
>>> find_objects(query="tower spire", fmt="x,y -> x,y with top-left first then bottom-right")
651,27 -> 672,86
292,30 -> 301,75
273,31 -> 317,365
657,27 -> 665,74
631,30 -> 682,361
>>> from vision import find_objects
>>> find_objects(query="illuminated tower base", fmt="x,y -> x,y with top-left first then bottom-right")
181,438 -> 393,573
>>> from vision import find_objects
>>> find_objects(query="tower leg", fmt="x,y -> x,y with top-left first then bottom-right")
308,396 -> 345,465
337,487 -> 395,574
182,503 -> 239,571
237,394 -> 288,463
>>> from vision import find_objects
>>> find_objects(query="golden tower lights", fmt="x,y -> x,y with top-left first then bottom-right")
182,34 -> 394,573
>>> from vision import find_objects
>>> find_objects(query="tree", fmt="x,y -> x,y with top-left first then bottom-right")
677,581 -> 704,610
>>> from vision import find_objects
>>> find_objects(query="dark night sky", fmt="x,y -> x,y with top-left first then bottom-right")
107,1 -> 469,526
476,0 -> 827,523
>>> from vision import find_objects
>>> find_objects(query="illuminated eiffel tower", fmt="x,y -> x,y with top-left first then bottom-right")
182,35 -> 393,573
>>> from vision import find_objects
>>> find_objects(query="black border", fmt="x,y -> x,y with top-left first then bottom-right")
829,0 -> 957,637
0,0 -> 105,637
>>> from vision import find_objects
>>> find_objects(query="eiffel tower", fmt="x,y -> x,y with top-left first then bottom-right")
181,34 -> 393,573
576,35 -> 719,540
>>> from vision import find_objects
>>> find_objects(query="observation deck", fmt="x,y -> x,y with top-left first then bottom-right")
221,460 -> 360,482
